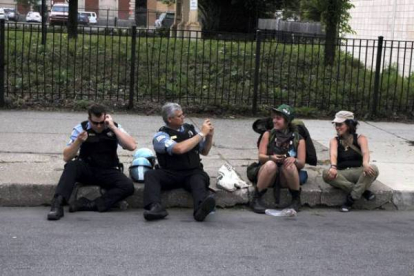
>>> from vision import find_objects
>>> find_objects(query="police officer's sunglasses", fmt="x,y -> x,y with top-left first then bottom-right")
90,120 -> 105,126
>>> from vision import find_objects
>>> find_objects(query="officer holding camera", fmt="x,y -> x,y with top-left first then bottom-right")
143,102 -> 216,222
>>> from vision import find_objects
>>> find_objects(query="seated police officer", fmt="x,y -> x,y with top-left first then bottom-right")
143,102 -> 216,222
47,104 -> 136,220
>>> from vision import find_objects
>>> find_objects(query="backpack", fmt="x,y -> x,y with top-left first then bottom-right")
252,118 -> 317,166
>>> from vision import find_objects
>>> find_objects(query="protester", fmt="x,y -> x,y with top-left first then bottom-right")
323,111 -> 378,212
250,104 -> 306,213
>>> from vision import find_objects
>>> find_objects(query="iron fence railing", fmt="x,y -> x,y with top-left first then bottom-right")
0,21 -> 413,116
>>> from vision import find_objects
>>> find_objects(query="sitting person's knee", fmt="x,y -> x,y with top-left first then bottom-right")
370,164 -> 379,176
263,160 -> 277,171
322,169 -> 330,182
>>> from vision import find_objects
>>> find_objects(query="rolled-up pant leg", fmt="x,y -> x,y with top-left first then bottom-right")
54,160 -> 94,203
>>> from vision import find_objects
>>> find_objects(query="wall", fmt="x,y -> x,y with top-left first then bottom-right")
345,0 -> 414,76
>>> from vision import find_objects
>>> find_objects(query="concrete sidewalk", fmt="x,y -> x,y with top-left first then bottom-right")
0,110 -> 413,210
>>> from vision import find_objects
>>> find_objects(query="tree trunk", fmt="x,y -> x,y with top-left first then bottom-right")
68,0 -> 78,39
324,20 -> 337,66
135,0 -> 146,27
324,0 -> 339,66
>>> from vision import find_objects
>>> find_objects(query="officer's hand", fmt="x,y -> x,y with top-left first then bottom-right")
76,131 -> 88,143
208,125 -> 215,137
201,119 -> 212,136
105,114 -> 115,130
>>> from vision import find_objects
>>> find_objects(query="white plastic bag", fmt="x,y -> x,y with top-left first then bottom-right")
216,163 -> 250,192
265,208 -> 297,217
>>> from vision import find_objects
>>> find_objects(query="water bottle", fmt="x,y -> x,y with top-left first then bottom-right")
265,208 -> 297,217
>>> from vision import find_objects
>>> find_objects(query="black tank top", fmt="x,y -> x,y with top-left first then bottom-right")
336,134 -> 362,170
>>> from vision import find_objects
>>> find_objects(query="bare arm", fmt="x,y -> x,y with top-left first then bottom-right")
325,138 -> 339,180
173,119 -> 211,155
329,138 -> 338,166
358,135 -> 377,177
294,139 -> 306,170
358,135 -> 370,165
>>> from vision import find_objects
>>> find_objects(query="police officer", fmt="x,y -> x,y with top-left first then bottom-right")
143,102 -> 216,222
47,104 -> 136,220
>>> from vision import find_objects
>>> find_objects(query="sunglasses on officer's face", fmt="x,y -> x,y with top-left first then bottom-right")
335,123 -> 344,127
90,120 -> 105,126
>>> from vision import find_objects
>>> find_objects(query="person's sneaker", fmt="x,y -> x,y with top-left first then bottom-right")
47,195 -> 64,221
362,190 -> 376,201
69,197 -> 98,212
340,195 -> 355,212
143,203 -> 168,221
194,196 -> 216,222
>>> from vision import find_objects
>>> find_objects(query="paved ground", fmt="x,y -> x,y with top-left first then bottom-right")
0,110 -> 413,209
1,207 -> 414,276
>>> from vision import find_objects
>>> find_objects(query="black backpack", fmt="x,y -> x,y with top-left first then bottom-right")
252,117 -> 318,166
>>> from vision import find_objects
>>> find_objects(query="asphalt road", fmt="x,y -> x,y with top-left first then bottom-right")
1,208 -> 413,276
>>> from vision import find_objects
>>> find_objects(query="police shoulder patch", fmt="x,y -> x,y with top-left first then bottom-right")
156,135 -> 166,142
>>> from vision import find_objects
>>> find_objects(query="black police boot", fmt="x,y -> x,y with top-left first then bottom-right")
289,188 -> 301,212
194,196 -> 216,222
143,203 -> 168,221
69,197 -> 98,212
250,188 -> 267,214
340,194 -> 355,212
47,195 -> 64,221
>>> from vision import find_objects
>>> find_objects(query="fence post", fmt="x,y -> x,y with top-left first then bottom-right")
128,26 -> 137,109
0,20 -> 5,107
372,36 -> 384,117
41,0 -> 47,45
252,30 -> 262,115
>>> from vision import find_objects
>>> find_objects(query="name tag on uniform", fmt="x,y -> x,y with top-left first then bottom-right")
170,135 -> 177,140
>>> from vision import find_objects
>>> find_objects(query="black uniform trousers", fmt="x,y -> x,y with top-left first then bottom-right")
143,168 -> 210,211
55,159 -> 135,212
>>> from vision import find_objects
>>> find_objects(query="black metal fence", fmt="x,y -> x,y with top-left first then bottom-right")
0,20 -> 414,115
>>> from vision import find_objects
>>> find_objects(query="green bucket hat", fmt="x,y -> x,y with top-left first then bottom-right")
272,104 -> 295,122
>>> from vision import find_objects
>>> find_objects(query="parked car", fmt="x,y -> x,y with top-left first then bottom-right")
49,3 -> 68,25
4,8 -> 20,22
26,11 -> 42,23
77,12 -> 89,26
0,8 -> 9,21
155,12 -> 174,29
80,11 -> 97,24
